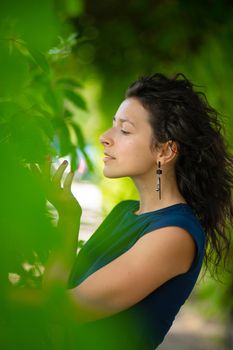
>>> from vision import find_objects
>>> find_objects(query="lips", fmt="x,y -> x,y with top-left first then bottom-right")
104,152 -> 115,159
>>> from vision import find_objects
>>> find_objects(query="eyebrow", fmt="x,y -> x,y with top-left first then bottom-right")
112,116 -> 136,128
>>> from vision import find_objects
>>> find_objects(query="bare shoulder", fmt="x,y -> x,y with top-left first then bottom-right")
72,225 -> 196,319
134,226 -> 196,275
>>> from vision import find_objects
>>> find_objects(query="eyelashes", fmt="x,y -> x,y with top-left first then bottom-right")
111,124 -> 131,135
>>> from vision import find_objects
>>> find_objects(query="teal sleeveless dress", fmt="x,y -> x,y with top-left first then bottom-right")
67,200 -> 206,349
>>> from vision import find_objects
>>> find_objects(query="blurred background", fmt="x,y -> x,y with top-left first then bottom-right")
0,0 -> 232,349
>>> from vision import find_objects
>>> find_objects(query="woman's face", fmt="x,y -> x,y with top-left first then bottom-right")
99,97 -> 158,179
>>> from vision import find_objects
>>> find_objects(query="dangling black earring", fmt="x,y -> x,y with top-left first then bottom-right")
156,161 -> 162,200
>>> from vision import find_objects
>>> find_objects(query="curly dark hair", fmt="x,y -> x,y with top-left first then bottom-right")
125,73 -> 233,278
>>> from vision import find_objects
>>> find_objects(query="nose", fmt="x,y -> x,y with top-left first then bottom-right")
99,130 -> 113,146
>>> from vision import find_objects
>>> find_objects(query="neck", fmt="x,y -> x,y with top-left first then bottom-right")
131,166 -> 186,215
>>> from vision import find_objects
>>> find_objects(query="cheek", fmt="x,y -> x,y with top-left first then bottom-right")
128,138 -> 151,158
121,140 -> 154,168
129,154 -> 154,172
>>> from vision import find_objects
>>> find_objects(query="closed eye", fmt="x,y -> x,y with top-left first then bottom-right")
121,130 -> 130,135
111,123 -> 130,135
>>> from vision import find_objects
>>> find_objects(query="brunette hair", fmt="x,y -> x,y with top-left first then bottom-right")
126,73 -> 233,278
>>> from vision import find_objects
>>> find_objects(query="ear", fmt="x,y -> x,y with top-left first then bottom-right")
158,141 -> 178,165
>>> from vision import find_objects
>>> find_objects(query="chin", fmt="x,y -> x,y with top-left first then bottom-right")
102,169 -> 126,179
103,173 -> 123,179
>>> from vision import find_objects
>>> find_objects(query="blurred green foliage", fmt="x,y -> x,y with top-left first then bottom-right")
0,0 -> 233,348
0,32 -> 92,169
0,0 -> 93,348
0,0 -> 92,282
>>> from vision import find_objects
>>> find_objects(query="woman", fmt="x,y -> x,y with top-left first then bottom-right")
39,73 -> 233,349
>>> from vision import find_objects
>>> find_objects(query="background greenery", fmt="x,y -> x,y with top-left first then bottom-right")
0,0 -> 232,349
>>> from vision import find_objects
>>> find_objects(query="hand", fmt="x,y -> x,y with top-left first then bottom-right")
30,156 -> 82,218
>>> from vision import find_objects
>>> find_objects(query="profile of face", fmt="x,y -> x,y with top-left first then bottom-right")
99,97 -> 158,179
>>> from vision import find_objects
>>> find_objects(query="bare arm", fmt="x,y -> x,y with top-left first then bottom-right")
13,158 -> 196,326
66,226 -> 196,324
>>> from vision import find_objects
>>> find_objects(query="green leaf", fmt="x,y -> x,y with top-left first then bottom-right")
44,87 -> 63,116
0,44 -> 30,98
27,46 -> 50,73
69,121 -> 94,173
81,148 -> 94,173
10,112 -> 51,163
0,101 -> 20,121
70,147 -> 79,172
64,109 -> 73,119
35,115 -> 55,141
64,89 -> 88,111
70,121 -> 86,149
67,32 -> 78,46
56,78 -> 83,89
65,0 -> 84,17
56,121 -> 74,157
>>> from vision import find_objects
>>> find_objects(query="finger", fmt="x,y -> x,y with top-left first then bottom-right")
63,171 -> 75,192
52,160 -> 69,187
